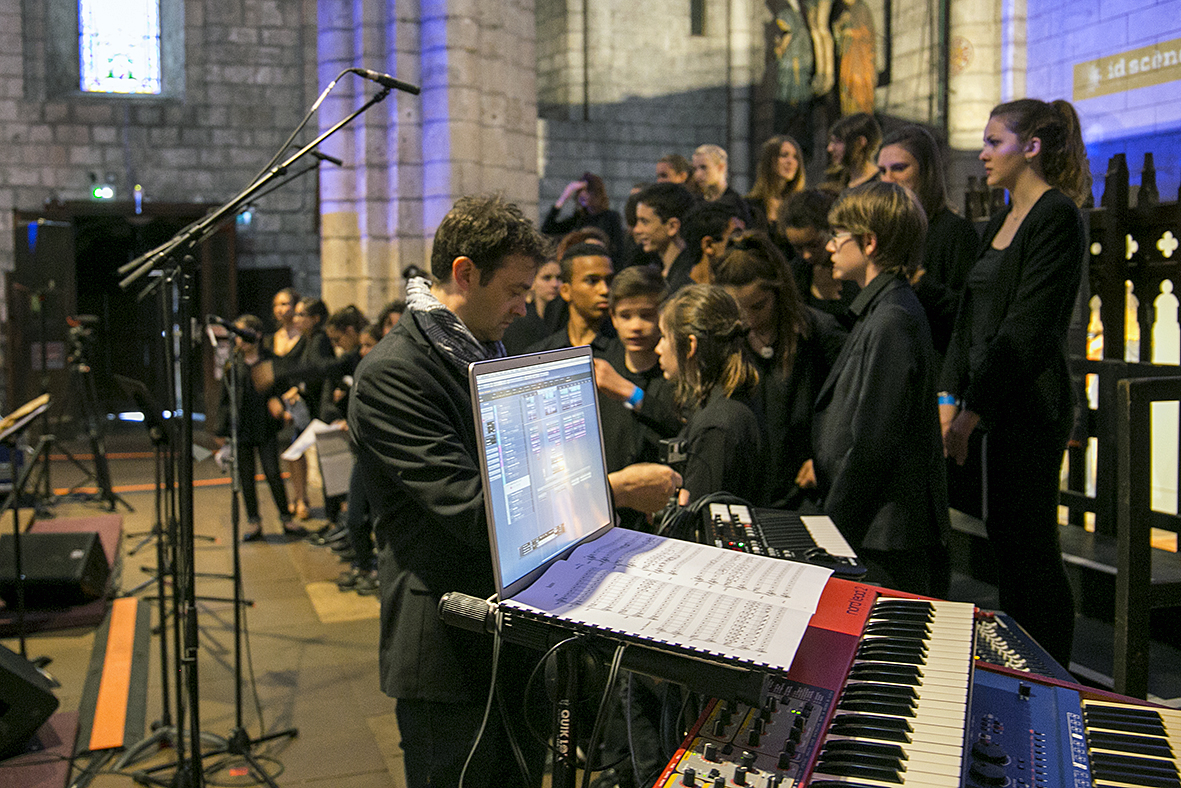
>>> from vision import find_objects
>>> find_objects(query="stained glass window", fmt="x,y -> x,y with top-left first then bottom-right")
79,0 -> 162,94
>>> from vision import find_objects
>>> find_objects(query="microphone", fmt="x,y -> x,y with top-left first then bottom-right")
206,315 -> 261,344
438,592 -> 496,634
350,68 -> 421,96
310,150 -> 343,167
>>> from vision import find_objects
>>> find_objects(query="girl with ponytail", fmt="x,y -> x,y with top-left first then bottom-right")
655,284 -> 765,504
940,98 -> 1090,665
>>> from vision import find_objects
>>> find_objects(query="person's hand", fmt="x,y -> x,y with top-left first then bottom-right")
556,180 -> 587,208
333,387 -> 346,403
943,409 -> 980,466
795,459 -> 816,489
593,358 -> 638,403
609,463 -> 684,515
910,267 -> 927,286
267,397 -> 285,421
281,386 -> 301,406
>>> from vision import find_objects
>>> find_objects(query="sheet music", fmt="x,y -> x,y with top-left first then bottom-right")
505,528 -> 832,672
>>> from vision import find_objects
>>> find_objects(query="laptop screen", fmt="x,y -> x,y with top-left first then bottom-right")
469,346 -> 615,599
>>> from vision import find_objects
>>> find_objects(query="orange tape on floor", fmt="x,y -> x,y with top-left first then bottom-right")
88,597 -> 138,751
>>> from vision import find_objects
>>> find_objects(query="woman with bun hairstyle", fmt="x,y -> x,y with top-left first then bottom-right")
655,284 -> 764,504
940,98 -> 1091,665
876,124 -> 979,354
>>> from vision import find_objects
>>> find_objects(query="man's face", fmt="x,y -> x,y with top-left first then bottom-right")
692,153 -> 726,194
633,203 -> 673,254
461,254 -> 538,342
561,255 -> 614,324
610,296 -> 661,355
655,161 -> 688,184
359,332 -> 378,357
784,226 -> 832,267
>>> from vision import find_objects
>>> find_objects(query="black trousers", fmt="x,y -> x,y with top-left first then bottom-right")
237,439 -> 289,523
982,423 -> 1076,667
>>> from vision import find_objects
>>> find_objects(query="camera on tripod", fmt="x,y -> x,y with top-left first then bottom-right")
66,315 -> 99,368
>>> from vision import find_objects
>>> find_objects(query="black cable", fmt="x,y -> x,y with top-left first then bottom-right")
523,635 -> 584,754
496,672 -> 534,787
580,643 -> 626,788
459,601 -> 503,788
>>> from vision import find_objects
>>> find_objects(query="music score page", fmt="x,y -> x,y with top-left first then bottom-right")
505,528 -> 833,672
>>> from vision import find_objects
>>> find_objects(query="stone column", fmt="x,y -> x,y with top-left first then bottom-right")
319,0 -> 538,317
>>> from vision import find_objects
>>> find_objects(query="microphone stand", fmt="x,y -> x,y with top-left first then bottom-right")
200,347 -> 296,787
117,70 -> 410,788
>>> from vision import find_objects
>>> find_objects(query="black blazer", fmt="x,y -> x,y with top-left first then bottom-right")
940,189 -> 1086,432
349,315 -> 498,703
812,275 -> 949,552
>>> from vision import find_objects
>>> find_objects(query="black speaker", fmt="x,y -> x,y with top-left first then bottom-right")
0,531 -> 110,608
0,642 -> 58,759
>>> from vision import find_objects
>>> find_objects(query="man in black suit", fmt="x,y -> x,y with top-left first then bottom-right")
810,182 -> 950,596
349,195 -> 682,788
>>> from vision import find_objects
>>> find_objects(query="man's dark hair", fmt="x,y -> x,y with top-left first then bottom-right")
430,195 -> 549,285
780,188 -> 838,231
609,264 -> 666,311
635,182 -> 695,223
558,242 -> 612,283
657,153 -> 692,177
326,304 -> 369,333
680,202 -> 738,256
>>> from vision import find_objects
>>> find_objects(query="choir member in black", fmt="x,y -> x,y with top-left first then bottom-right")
275,297 -> 334,526
665,201 -> 741,294
655,284 -> 764,504
940,99 -> 1091,665
711,231 -> 847,508
591,265 -> 681,525
812,181 -> 950,596
500,256 -> 562,355
744,134 -> 806,252
527,242 -> 615,352
877,125 -> 979,354
541,171 -> 628,260
781,190 -> 859,324
215,314 -> 297,541
824,112 -> 882,192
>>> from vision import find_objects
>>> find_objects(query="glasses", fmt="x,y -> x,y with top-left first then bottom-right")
826,231 -> 858,252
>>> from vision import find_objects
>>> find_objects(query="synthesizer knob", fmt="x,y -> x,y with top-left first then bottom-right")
969,760 -> 1009,786
681,766 -> 697,786
713,719 -> 727,737
747,728 -> 761,747
711,777 -> 726,788
735,766 -> 750,785
702,742 -> 718,762
740,750 -> 757,769
972,737 -> 1010,765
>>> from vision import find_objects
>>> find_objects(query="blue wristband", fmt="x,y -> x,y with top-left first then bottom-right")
937,392 -> 958,407
624,386 -> 644,411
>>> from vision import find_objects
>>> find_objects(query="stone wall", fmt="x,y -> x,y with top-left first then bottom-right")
3,0 -> 322,294
319,0 -> 539,315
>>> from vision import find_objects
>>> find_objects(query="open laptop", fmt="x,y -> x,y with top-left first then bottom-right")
468,346 -> 616,600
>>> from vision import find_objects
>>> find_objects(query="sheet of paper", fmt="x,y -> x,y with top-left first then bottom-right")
281,419 -> 341,461
506,528 -> 833,672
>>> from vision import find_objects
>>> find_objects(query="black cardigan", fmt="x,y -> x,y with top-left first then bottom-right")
940,188 -> 1086,431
